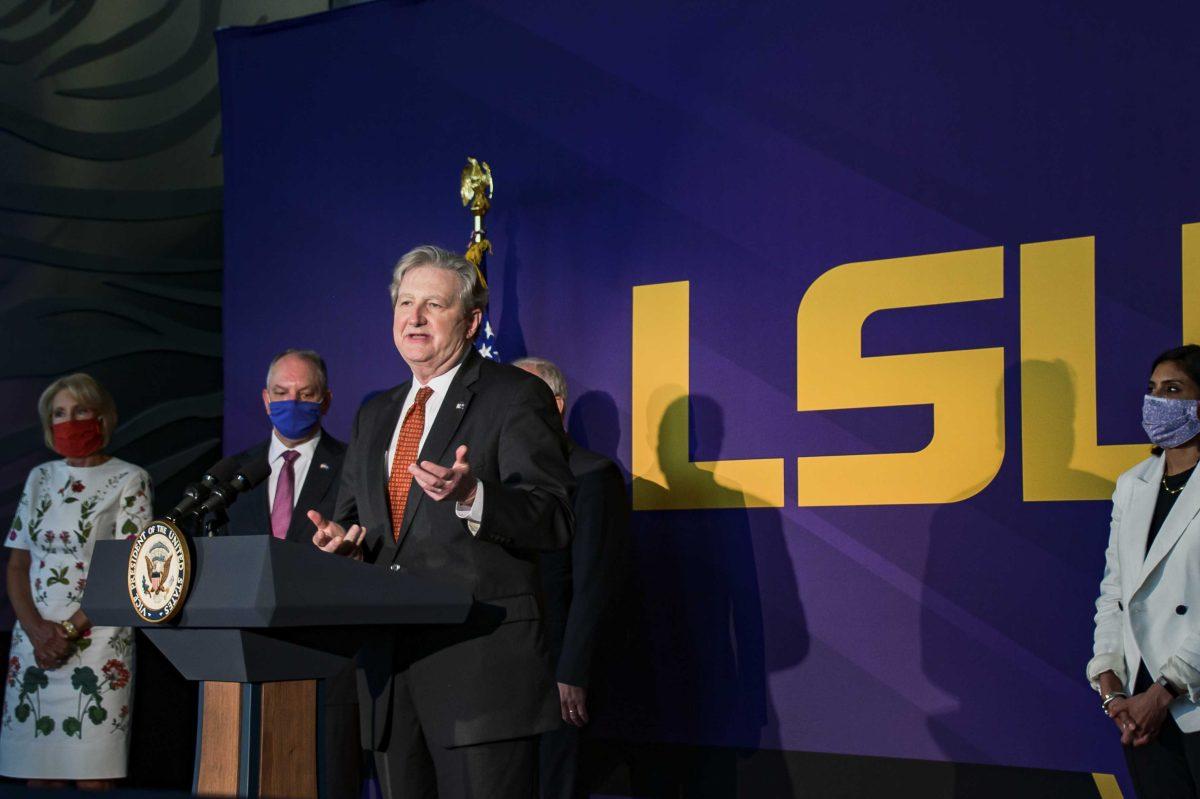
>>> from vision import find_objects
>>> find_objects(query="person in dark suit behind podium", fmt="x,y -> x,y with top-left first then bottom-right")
225,349 -> 345,544
514,357 -> 629,799
224,348 -> 358,797
307,245 -> 574,799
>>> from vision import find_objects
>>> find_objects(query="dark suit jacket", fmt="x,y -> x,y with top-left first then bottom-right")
225,431 -> 346,542
541,443 -> 629,688
335,349 -> 574,749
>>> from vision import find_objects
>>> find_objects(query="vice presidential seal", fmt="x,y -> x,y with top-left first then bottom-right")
128,520 -> 192,623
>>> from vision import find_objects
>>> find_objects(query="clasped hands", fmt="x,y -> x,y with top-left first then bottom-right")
310,445 -> 476,557
29,618 -> 72,670
1106,685 -> 1174,747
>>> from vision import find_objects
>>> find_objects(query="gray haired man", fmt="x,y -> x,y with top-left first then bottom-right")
309,246 -> 574,798
514,357 -> 629,799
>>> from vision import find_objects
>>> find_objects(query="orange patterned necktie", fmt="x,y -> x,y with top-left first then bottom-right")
388,387 -> 433,542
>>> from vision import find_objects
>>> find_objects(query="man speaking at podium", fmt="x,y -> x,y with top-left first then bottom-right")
308,245 -> 574,798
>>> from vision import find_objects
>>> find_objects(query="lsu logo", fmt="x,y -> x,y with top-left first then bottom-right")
632,223 -> 1200,509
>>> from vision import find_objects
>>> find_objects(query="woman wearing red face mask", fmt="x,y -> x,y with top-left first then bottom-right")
0,374 -> 151,790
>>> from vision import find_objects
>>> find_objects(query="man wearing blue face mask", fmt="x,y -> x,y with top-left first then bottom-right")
225,348 -> 357,797
227,348 -> 345,544
225,350 -> 346,542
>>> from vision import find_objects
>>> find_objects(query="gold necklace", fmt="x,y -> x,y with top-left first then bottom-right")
1163,467 -> 1195,495
1163,476 -> 1186,495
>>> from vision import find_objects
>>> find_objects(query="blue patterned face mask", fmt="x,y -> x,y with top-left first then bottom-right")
1142,395 -> 1200,449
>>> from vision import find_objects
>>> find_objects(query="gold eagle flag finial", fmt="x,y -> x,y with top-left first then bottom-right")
460,157 -> 494,274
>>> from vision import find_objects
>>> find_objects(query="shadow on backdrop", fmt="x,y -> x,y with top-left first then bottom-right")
567,391 -> 625,481
583,393 -> 806,797
922,360 -> 1121,795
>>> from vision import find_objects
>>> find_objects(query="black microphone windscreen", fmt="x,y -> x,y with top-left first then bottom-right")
205,456 -> 242,484
165,456 -> 246,523
233,457 -> 271,491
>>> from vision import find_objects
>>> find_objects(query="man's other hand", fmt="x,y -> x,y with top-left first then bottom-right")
309,510 -> 364,559
410,445 -> 477,504
558,682 -> 588,727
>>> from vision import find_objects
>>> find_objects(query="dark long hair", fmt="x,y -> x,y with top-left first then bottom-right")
1152,344 -> 1200,384
1149,344 -> 1200,455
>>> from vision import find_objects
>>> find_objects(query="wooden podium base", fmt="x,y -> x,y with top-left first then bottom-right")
195,680 -> 318,798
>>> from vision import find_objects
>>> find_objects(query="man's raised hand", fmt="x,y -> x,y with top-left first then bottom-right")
308,510 -> 365,559
408,445 -> 477,504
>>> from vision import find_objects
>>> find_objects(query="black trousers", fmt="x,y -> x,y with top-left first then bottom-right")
1126,663 -> 1200,799
538,722 -> 580,799
371,666 -> 537,799
1125,715 -> 1200,799
320,662 -> 361,799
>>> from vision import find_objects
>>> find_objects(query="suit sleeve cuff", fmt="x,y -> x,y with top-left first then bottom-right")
455,481 -> 484,536
555,668 -> 588,689
1086,653 -> 1127,692
1161,656 -> 1200,702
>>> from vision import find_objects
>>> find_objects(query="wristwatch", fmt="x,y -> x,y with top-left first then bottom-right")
1156,674 -> 1183,698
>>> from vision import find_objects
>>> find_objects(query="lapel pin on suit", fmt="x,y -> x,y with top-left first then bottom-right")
319,462 -> 330,470
456,401 -> 466,410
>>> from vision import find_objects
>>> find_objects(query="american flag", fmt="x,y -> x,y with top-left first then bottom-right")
475,256 -> 498,360
477,315 -> 498,360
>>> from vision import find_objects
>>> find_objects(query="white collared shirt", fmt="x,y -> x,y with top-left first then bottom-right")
385,359 -> 483,529
267,430 -> 322,510
386,362 -> 463,468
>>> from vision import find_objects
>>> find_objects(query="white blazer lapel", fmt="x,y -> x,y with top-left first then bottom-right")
1123,457 -> 1161,593
1137,456 -> 1200,592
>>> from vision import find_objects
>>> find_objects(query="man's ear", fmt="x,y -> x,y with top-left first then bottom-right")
321,391 -> 332,415
555,396 -> 565,418
466,307 -> 482,340
262,388 -> 272,415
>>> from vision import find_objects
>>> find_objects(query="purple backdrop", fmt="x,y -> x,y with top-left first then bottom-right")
217,0 -> 1200,787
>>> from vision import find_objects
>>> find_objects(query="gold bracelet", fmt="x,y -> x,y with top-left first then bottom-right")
59,620 -> 79,640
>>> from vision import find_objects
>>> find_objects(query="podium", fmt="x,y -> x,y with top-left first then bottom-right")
83,537 -> 472,798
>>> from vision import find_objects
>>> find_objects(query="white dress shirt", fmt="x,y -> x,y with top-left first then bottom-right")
385,360 -> 484,530
267,430 -> 322,510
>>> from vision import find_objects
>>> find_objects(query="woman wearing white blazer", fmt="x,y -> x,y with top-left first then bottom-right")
1090,345 -> 1200,797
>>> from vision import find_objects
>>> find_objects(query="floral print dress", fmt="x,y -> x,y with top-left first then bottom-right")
0,458 -> 151,779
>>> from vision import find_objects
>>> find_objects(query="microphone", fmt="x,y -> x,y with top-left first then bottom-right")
163,457 -> 241,524
193,457 -> 272,518
230,457 -> 272,493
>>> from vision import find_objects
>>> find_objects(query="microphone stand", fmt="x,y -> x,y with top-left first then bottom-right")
178,462 -> 268,539
202,509 -> 228,538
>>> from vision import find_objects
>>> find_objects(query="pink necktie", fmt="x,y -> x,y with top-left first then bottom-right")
271,450 -> 300,540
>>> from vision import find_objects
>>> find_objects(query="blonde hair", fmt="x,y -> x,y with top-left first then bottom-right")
37,373 -> 117,450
